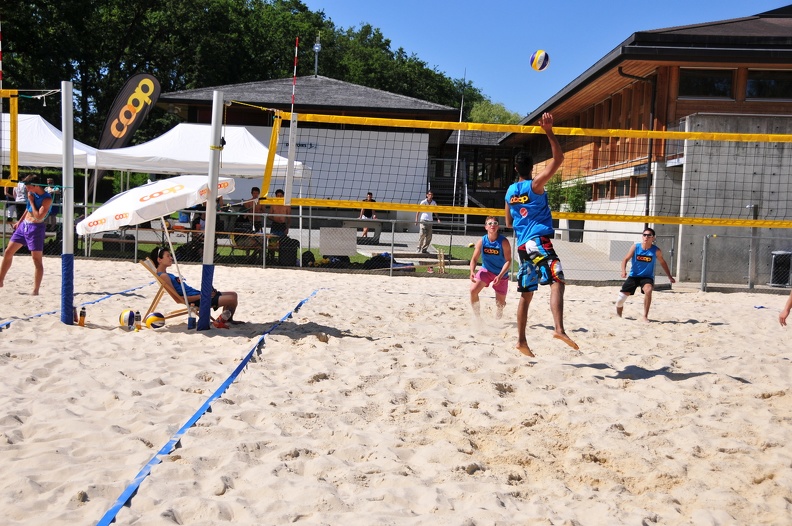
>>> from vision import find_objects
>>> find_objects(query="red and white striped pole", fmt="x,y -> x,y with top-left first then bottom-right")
291,37 -> 298,113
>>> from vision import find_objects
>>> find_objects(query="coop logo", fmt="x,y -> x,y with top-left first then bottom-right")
483,247 -> 500,255
636,255 -> 653,262
114,213 -> 129,220
139,185 -> 185,202
87,218 -> 107,228
509,194 -> 530,204
98,73 -> 161,150
198,181 -> 229,198
109,77 -> 156,139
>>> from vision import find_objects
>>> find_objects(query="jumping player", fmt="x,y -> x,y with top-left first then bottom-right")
505,113 -> 578,357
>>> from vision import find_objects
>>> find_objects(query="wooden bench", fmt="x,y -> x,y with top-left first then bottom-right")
341,219 -> 382,244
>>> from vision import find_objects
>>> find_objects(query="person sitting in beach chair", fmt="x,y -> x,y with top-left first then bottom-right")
149,246 -> 241,326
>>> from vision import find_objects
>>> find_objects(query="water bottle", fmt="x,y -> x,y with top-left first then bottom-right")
134,310 -> 142,331
187,304 -> 196,329
78,307 -> 86,327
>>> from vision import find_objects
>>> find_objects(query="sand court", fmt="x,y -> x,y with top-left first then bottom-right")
1,258 -> 790,524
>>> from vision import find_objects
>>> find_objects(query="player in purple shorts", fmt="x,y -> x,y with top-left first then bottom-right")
0,175 -> 52,295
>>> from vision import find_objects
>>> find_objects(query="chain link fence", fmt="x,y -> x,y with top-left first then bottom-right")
8,200 -> 791,294
701,233 -> 792,292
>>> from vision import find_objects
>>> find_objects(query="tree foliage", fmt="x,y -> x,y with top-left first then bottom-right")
469,99 -> 521,124
0,0 -> 492,146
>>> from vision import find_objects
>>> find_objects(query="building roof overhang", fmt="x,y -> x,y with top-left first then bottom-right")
501,7 -> 792,146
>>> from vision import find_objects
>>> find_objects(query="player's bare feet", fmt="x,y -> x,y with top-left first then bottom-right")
517,343 -> 535,357
616,306 -> 623,317
553,333 -> 579,350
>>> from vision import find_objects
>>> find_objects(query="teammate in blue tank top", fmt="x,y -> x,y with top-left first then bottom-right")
469,216 -> 512,319
504,113 -> 578,357
616,228 -> 675,321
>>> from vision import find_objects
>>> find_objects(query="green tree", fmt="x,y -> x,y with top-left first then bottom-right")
564,177 -> 588,213
546,173 -> 563,212
1,0 -> 490,144
469,99 -> 522,124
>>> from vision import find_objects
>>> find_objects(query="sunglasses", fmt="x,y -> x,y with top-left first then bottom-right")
642,233 -> 654,237
486,221 -> 499,226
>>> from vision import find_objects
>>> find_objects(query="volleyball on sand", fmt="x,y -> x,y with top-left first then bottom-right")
530,50 -> 550,71
145,312 -> 166,329
119,309 -> 135,328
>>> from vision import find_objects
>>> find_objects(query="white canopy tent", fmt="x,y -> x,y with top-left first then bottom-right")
1,113 -> 97,169
94,122 -> 306,181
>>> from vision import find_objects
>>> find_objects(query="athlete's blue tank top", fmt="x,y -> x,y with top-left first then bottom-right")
630,243 -> 658,278
26,190 -> 52,221
505,179 -> 554,246
481,234 -> 508,275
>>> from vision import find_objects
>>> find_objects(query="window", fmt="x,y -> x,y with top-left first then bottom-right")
614,179 -> 630,198
746,70 -> 792,99
597,182 -> 609,200
678,69 -> 734,98
636,176 -> 649,195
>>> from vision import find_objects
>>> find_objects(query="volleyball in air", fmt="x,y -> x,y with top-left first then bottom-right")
530,50 -> 550,71
145,312 -> 166,329
119,309 -> 135,329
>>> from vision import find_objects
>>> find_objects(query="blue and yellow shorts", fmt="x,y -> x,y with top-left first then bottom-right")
517,235 -> 565,293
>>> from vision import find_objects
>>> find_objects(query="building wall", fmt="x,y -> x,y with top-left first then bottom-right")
669,114 -> 792,282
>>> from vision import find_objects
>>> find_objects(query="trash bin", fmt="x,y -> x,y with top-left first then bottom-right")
278,237 -> 299,267
769,251 -> 791,287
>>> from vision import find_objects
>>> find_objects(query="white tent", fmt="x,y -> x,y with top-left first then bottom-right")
94,123 -> 305,179
1,113 -> 97,169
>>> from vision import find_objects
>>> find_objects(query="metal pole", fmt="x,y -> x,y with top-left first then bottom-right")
197,90 -> 224,331
747,204 -> 759,289
701,234 -> 711,292
61,81 -> 75,325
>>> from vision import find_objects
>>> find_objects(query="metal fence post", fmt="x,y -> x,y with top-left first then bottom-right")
701,234 -> 711,291
747,204 -> 758,289
389,220 -> 395,277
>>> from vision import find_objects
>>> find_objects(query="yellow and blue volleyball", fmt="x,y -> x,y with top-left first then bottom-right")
145,312 -> 166,329
530,50 -> 550,71
119,309 -> 135,328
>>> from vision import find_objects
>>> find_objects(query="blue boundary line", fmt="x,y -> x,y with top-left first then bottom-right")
0,281 -> 155,332
96,289 -> 320,526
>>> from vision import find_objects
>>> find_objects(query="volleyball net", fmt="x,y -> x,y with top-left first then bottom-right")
253,108 -> 792,230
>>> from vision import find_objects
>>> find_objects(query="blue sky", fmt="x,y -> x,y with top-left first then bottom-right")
300,0 -> 786,117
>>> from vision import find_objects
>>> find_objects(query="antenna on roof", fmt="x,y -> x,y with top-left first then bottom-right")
313,33 -> 321,78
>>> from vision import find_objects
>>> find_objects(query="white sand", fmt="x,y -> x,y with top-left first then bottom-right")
1,257 -> 791,525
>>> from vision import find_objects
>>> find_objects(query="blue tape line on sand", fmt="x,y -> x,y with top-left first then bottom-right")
0,281 -> 155,331
96,289 -> 320,526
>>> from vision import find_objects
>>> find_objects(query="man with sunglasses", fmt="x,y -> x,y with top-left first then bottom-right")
469,216 -> 511,319
505,113 -> 578,357
617,228 -> 675,321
